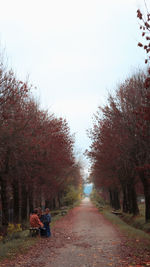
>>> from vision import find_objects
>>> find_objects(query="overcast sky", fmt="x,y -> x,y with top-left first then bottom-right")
0,0 -> 148,175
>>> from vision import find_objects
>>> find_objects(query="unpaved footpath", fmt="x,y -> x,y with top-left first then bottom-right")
2,198 -> 145,267
46,198 -> 125,267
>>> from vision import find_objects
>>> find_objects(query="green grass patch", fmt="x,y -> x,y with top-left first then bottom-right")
0,215 -> 60,261
0,201 -> 81,262
115,204 -> 150,234
0,230 -> 37,261
91,194 -> 150,252
0,205 -> 74,262
119,213 -> 147,230
139,203 -> 145,217
102,209 -> 150,251
68,199 -> 81,209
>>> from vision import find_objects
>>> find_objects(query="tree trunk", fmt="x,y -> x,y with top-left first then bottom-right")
0,175 -> 9,226
45,199 -> 51,208
109,189 -> 114,208
53,198 -> 56,209
0,149 -> 10,226
36,187 -> 42,208
145,189 -> 150,222
29,186 -> 34,214
58,192 -> 62,208
139,170 -> 150,222
131,184 -> 139,215
21,183 -> 28,222
12,179 -> 20,224
127,184 -> 132,214
113,190 -> 120,210
49,198 -> 54,210
122,185 -> 129,213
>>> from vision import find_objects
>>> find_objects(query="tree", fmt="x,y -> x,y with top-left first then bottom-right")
87,72 -> 150,218
0,58 -> 80,229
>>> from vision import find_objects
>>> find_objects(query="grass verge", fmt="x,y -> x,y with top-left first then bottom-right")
91,196 -> 150,257
0,201 -> 80,262
0,230 -> 37,261
0,214 -> 60,261
101,207 -> 150,256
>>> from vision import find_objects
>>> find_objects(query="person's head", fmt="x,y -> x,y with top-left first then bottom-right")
45,208 -> 50,214
33,208 -> 38,214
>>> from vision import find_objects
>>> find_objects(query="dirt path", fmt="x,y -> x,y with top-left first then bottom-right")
45,198 -> 125,267
1,198 -> 144,267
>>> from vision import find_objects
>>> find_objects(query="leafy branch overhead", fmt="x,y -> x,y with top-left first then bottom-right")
137,6 -> 150,64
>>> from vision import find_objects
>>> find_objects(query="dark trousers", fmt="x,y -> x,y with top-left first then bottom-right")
40,227 -> 47,237
44,224 -> 51,237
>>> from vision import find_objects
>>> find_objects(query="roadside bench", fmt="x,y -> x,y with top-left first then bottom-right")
61,210 -> 67,215
111,210 -> 122,215
29,227 -> 40,237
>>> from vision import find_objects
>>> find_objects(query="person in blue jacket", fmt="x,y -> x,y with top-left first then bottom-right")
44,208 -> 51,237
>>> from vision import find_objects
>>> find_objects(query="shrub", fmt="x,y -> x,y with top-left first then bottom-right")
90,189 -> 105,206
7,224 -> 22,235
63,185 -> 80,206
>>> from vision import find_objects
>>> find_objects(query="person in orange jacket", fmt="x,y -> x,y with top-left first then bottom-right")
30,208 -> 44,228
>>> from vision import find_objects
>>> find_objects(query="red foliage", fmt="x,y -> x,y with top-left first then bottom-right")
87,71 -> 150,216
0,63 -> 79,225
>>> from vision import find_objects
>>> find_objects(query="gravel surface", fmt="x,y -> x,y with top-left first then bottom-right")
45,198 -> 125,267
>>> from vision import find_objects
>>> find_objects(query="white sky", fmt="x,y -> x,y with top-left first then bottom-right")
0,0 -> 148,175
